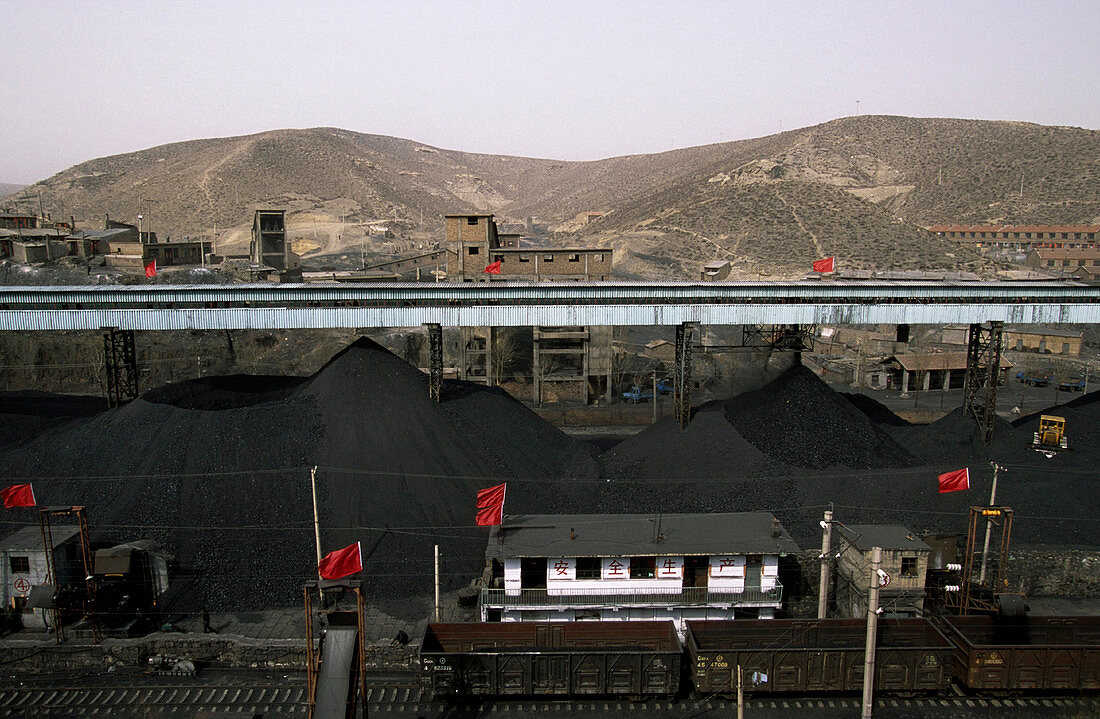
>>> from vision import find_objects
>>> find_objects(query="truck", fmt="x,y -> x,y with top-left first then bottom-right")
1057,376 -> 1086,392
622,385 -> 655,403
1015,370 -> 1052,387
1031,414 -> 1068,457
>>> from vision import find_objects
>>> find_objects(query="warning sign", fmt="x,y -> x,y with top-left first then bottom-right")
13,577 -> 30,594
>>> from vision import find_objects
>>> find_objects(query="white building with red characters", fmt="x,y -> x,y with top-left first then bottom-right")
479,513 -> 799,634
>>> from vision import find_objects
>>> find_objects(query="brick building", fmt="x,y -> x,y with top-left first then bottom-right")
834,525 -> 931,619
445,213 -> 611,281
1024,247 -> 1100,272
927,224 -> 1099,252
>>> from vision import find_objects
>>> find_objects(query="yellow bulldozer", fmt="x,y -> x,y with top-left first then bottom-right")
1031,415 -> 1068,457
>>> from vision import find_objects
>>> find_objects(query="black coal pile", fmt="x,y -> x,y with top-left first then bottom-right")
723,366 -> 915,470
0,338 -> 601,614
600,368 -> 1100,551
0,390 -> 106,449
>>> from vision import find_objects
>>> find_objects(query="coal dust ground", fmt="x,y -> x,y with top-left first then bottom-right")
0,345 -> 1096,615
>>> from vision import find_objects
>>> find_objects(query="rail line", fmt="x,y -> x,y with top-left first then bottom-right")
1,680 -> 1098,717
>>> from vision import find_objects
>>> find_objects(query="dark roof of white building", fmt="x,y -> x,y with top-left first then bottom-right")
486,512 -> 800,559
0,525 -> 79,551
837,525 -> 932,552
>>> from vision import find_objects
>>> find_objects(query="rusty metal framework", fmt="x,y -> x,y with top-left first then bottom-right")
944,505 -> 1014,615
962,321 -> 1004,445
39,506 -> 99,643
427,323 -> 443,402
304,580 -> 367,719
102,328 -> 138,408
740,324 -> 815,352
673,323 -> 694,429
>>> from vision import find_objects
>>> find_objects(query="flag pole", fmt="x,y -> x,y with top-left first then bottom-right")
310,466 -> 322,581
978,462 -> 1001,584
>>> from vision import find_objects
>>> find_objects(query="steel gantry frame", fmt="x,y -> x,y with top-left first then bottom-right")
427,323 -> 443,402
39,505 -> 99,644
673,323 -> 694,429
102,328 -> 138,408
962,321 -> 1004,445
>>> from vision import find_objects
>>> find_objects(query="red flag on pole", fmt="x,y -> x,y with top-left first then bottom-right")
812,256 -> 835,273
318,542 -> 362,580
144,260 -> 157,278
937,468 -> 970,493
0,483 -> 35,508
475,483 -> 507,526
484,260 -> 502,275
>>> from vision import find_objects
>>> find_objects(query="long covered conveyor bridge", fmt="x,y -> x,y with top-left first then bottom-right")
0,280 -> 1096,330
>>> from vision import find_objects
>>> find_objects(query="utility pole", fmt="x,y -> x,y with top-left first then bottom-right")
310,466 -> 323,580
737,664 -> 744,719
979,462 -> 1002,584
818,509 -> 834,618
652,373 -> 658,424
434,544 -> 441,621
861,546 -> 883,719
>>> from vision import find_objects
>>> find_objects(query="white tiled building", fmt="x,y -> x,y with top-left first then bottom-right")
480,513 -> 800,635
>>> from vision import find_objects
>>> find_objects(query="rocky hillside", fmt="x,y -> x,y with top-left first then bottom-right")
3,116 -> 1096,276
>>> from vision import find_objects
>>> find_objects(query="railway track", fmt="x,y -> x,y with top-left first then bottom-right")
1,681 -> 1098,718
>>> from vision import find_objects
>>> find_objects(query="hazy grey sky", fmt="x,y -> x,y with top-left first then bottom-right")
3,0 -> 1097,183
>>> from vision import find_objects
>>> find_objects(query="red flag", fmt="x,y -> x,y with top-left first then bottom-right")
484,260 -> 502,275
937,468 -> 970,494
144,260 -> 157,278
812,256 -> 835,273
318,542 -> 362,580
0,483 -> 35,508
475,483 -> 507,526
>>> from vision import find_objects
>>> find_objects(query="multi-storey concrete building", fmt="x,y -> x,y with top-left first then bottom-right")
834,525 -> 931,618
480,512 -> 799,636
445,213 -> 611,281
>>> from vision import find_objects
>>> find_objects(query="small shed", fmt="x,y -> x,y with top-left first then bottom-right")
834,525 -> 932,619
0,525 -> 81,627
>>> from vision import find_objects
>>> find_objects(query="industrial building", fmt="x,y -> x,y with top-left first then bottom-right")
480,512 -> 799,634
443,213 -> 614,403
0,525 -> 81,629
445,213 -> 610,282
928,224 -> 1100,252
250,209 -> 300,274
889,351 -> 1013,394
834,525 -> 932,619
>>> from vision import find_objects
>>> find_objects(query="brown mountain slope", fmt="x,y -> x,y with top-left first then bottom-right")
576,178 -> 991,278
3,116 -> 1096,275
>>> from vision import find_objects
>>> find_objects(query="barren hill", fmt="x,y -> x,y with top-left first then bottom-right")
4,116 -> 1097,276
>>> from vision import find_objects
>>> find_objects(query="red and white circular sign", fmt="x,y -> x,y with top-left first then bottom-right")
13,577 -> 31,594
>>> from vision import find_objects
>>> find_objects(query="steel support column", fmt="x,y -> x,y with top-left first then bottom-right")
102,328 -> 138,408
962,321 -> 1004,445
427,323 -> 443,402
673,323 -> 694,429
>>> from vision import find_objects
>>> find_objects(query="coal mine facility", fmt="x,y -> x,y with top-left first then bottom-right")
4,327 -> 1100,718
0,334 -> 1098,614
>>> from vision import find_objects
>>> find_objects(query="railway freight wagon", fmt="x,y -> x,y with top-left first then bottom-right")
945,616 -> 1100,692
687,619 -> 953,696
421,622 -> 682,698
